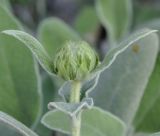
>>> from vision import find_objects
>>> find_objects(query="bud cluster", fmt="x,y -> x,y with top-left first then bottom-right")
53,41 -> 99,80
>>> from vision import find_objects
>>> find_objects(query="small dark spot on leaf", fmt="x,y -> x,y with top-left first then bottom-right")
132,44 -> 140,53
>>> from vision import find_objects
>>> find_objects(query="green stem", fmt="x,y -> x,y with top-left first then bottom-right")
70,80 -> 81,136
70,81 -> 81,103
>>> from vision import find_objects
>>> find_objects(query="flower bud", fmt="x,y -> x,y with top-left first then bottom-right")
53,41 -> 99,80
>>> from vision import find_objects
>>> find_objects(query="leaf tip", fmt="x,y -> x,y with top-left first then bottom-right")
1,30 -> 15,36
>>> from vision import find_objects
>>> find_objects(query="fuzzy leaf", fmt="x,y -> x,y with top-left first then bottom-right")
81,73 -> 100,98
151,133 -> 160,136
42,107 -> 126,136
94,29 -> 157,74
133,21 -> 160,133
91,30 -> 159,125
58,74 -> 100,102
0,0 -> 11,9
38,17 -> 81,58
74,6 -> 99,36
48,98 -> 93,116
0,5 -> 41,127
134,133 -> 150,136
34,73 -> 56,136
0,112 -> 38,136
58,81 -> 71,102
2,30 -> 53,75
134,55 -> 160,132
95,0 -> 132,43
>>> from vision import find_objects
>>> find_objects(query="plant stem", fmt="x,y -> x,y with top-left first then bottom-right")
70,81 -> 81,103
70,80 -> 81,136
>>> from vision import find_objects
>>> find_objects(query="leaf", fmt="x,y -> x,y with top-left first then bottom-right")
58,73 -> 100,102
81,73 -> 100,98
0,0 -> 11,9
133,55 -> 160,133
0,6 -> 22,30
151,133 -> 160,136
37,17 -> 81,58
74,6 -> 99,36
134,133 -> 150,136
34,123 -> 52,136
48,98 -> 93,116
93,29 -> 157,74
0,111 -> 38,136
95,0 -> 132,43
90,30 -> 159,125
34,72 -> 56,136
2,30 -> 53,75
132,20 -> 160,133
58,81 -> 71,102
41,72 -> 57,112
41,107 -> 126,136
0,5 -> 41,127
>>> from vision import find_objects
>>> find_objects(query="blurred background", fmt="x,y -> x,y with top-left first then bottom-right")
8,0 -> 160,57
0,0 -> 160,136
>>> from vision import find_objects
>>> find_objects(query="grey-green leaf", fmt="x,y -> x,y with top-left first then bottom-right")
133,19 -> 160,133
133,55 -> 160,132
81,73 -> 100,98
2,30 -> 53,75
48,98 -> 93,116
58,81 -> 71,102
134,133 -> 150,136
58,74 -> 100,102
38,17 -> 81,58
90,30 -> 159,125
0,111 -> 38,136
42,107 -> 126,136
34,72 -> 56,136
151,133 -> 160,136
74,6 -> 99,37
94,29 -> 157,74
95,0 -> 132,43
0,0 -> 11,9
0,5 -> 41,127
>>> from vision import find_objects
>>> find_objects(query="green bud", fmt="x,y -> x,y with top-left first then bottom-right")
53,41 -> 99,80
